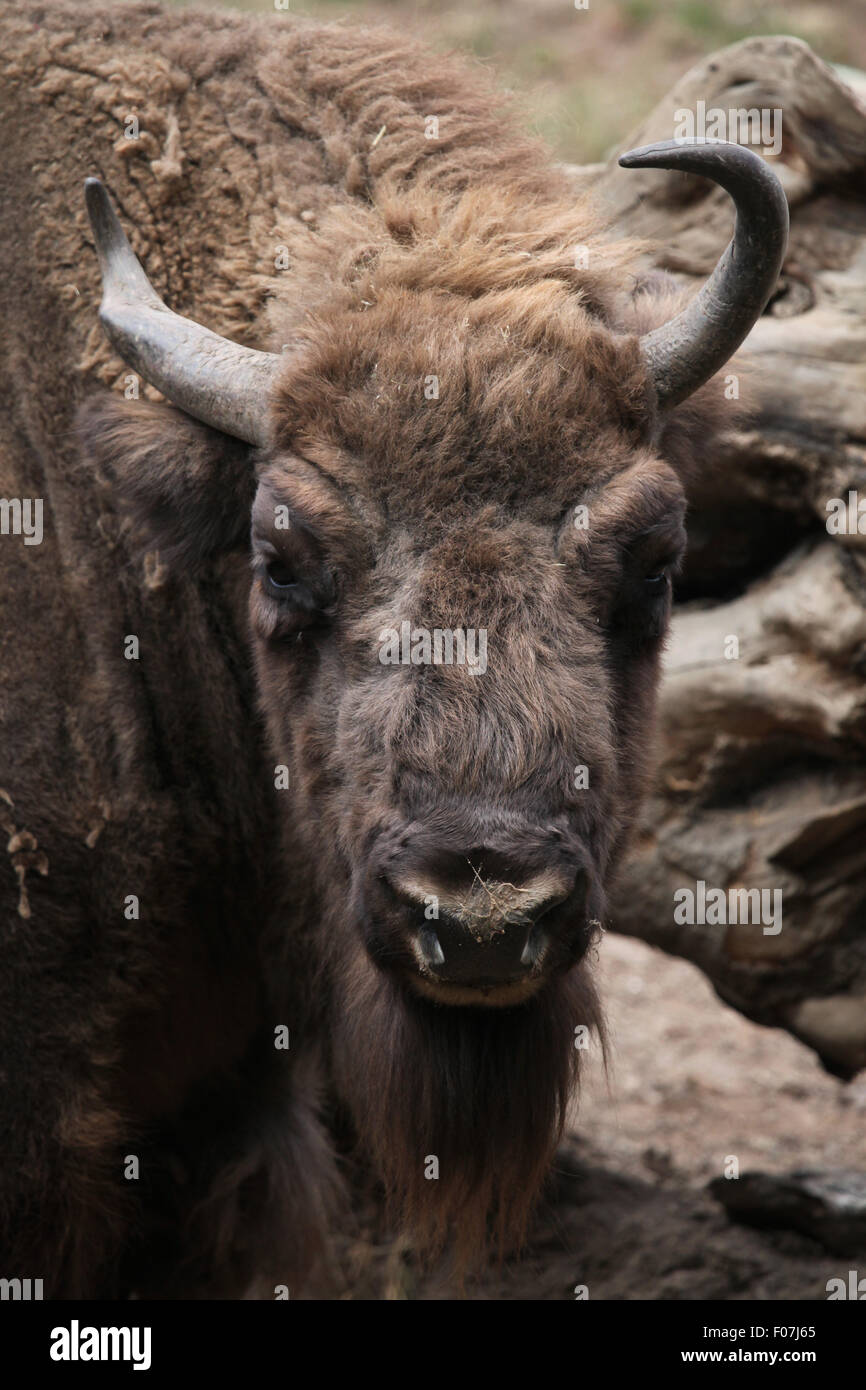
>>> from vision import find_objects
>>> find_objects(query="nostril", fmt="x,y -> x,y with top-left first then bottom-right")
519,923 -> 547,968
418,906 -> 535,984
376,849 -> 591,989
419,925 -> 445,967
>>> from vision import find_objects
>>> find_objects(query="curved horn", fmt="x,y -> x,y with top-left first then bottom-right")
618,139 -> 789,411
84,179 -> 282,446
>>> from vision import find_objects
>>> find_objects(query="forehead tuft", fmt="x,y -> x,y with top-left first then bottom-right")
270,286 -> 654,522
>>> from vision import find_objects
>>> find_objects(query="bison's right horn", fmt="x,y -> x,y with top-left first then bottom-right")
618,139 -> 789,411
84,179 -> 282,447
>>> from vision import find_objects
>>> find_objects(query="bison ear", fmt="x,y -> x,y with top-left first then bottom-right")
77,394 -> 256,570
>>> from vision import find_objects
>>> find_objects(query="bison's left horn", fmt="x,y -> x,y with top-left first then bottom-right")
618,139 -> 789,411
84,179 -> 282,446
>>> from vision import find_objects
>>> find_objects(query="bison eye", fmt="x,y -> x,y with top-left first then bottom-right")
643,572 -> 669,596
265,560 -> 298,592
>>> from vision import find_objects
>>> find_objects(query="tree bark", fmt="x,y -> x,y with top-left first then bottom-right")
573,37 -> 866,1077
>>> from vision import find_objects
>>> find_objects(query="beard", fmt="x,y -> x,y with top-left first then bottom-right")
329,942 -> 603,1272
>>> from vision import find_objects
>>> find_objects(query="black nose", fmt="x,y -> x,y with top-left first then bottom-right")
388,858 -> 585,988
416,906 -> 544,985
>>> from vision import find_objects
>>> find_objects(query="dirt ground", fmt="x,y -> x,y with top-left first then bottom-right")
328,933 -> 866,1299
582,932 -> 866,1187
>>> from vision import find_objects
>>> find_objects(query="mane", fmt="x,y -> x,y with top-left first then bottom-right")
269,183 -> 642,341
254,23 -> 644,350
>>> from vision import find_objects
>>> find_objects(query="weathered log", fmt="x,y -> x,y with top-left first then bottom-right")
708,1167 -> 866,1256
575,37 -> 866,1076
709,1168 -> 866,1254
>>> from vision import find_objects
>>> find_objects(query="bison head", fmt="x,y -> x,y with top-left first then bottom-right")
80,140 -> 787,1266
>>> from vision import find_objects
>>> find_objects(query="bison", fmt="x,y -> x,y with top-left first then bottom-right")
0,1 -> 787,1296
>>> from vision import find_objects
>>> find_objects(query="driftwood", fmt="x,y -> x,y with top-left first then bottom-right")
573,37 -> 866,1077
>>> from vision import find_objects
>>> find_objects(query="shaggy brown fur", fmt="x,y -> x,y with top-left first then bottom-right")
0,1 -> 740,1295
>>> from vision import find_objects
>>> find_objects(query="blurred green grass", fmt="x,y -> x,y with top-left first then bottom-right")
159,0 -> 865,161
